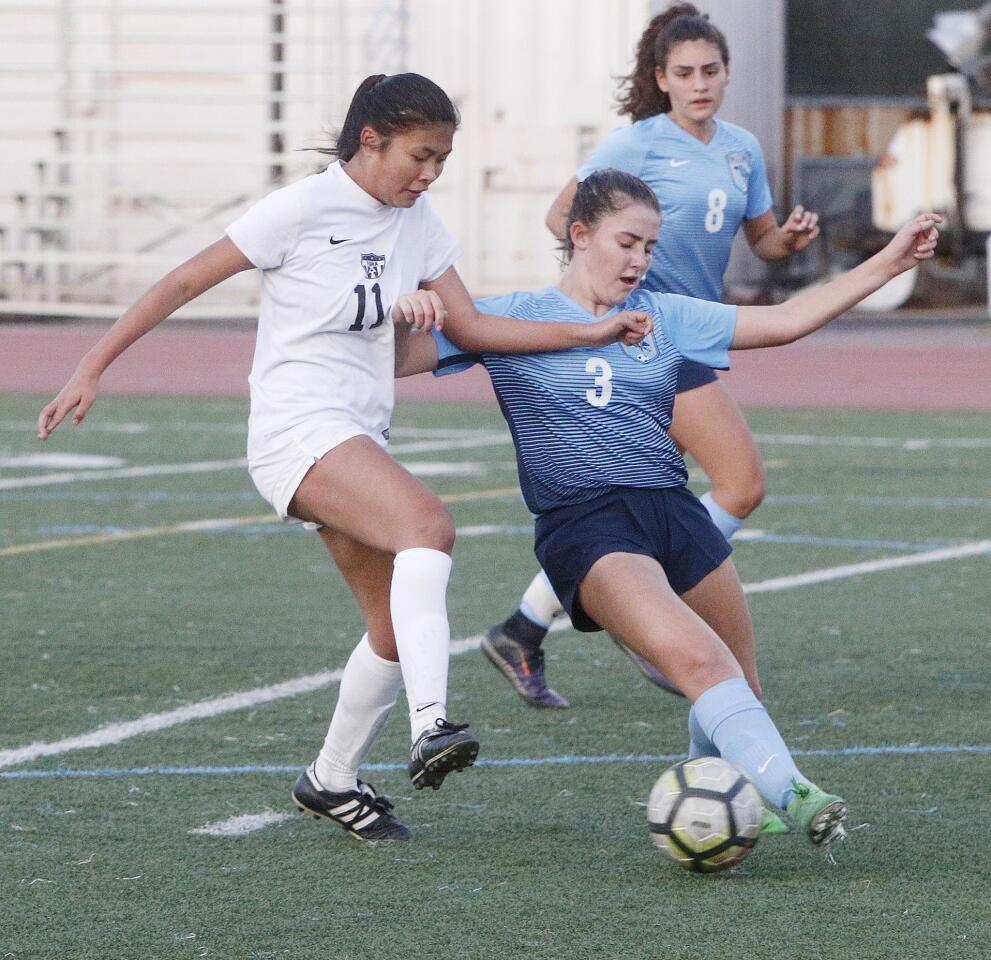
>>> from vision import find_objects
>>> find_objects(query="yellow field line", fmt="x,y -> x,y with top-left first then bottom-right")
0,486 -> 522,558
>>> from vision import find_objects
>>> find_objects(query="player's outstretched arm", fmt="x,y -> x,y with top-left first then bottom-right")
422,266 -> 652,353
731,213 -> 941,350
37,238 -> 253,439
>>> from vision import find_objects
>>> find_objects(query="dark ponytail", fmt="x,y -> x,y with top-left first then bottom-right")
562,169 -> 660,261
617,3 -> 730,122
326,72 -> 460,162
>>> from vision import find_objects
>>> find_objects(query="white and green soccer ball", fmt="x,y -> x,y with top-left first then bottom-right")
647,757 -> 763,873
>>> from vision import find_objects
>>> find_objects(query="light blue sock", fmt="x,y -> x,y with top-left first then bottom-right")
699,491 -> 743,541
687,704 -> 718,759
693,677 -> 810,809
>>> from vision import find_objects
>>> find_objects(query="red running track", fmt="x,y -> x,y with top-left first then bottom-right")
3,318 -> 990,410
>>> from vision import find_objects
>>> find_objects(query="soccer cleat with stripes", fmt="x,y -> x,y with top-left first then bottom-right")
786,779 -> 848,849
481,623 -> 570,709
292,767 -> 412,842
611,637 -> 685,697
408,718 -> 479,791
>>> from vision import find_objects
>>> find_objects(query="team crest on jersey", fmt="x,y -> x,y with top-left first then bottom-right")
361,252 -> 386,279
621,331 -> 658,364
726,151 -> 751,193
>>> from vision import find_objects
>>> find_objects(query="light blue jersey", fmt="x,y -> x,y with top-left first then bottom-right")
577,114 -> 773,301
436,287 -> 736,514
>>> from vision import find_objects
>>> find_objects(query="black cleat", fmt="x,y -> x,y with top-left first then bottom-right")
408,719 -> 479,791
481,617 -> 570,709
292,768 -> 412,842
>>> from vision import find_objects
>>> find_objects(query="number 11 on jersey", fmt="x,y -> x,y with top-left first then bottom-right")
349,282 -> 385,331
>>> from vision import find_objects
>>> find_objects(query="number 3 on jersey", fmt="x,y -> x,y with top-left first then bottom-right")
705,188 -> 727,233
585,357 -> 613,408
349,282 -> 385,332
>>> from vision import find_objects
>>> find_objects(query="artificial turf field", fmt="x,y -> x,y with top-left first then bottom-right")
2,393 -> 989,960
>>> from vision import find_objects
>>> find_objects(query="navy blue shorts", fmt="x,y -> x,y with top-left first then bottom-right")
534,486 -> 732,633
676,360 -> 718,394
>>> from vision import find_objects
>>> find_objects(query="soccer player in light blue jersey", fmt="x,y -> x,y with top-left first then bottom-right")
484,3 -> 822,707
401,169 -> 941,848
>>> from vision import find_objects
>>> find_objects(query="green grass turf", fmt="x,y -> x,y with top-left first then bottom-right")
1,394 -> 990,959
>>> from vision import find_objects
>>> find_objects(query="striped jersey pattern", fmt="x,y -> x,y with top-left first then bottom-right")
440,287 -> 736,515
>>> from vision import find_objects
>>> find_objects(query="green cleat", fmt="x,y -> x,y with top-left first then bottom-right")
786,780 -> 848,849
759,808 -> 790,835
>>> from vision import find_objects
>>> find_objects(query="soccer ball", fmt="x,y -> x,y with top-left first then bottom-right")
647,757 -> 763,873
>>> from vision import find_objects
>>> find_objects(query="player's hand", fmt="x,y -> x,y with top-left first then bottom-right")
37,368 -> 101,440
585,310 -> 653,347
879,213 -> 942,275
779,205 -> 820,253
392,290 -> 447,332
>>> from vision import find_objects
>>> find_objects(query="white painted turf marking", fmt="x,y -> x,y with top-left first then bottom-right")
3,539 -> 989,772
190,811 -> 295,837
0,453 -> 126,469
6,428 -> 988,491
0,434 -> 511,491
0,458 -> 248,491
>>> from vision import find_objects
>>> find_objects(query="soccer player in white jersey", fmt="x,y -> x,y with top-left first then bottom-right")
483,3 -> 823,707
407,169 -> 941,849
36,74 -> 651,843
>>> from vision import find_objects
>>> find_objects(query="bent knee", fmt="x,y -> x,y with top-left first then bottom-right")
402,504 -> 456,554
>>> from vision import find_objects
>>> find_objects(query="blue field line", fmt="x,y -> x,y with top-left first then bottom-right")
764,495 -> 991,510
3,743 -> 989,780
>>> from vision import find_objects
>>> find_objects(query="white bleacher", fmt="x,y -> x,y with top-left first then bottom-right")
0,0 -> 652,319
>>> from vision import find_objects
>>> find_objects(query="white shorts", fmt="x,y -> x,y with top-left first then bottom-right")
247,418 -> 388,522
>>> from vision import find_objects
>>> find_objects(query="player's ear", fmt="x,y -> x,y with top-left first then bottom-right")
654,66 -> 669,94
569,219 -> 591,251
359,125 -> 387,152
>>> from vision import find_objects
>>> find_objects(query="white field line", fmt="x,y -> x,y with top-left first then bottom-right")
0,633 -> 484,770
0,434 -> 512,491
743,539 -> 991,593
0,458 -> 248,491
190,811 -> 295,837
3,429 -> 985,492
0,422 -> 491,437
3,540 -> 989,771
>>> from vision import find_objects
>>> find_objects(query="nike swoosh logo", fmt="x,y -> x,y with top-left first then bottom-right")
415,701 -> 440,713
670,159 -> 690,168
329,236 -> 351,245
757,754 -> 777,774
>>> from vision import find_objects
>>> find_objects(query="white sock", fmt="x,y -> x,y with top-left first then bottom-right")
391,547 -> 452,741
312,634 -> 403,792
519,569 -> 564,628
699,491 -> 743,541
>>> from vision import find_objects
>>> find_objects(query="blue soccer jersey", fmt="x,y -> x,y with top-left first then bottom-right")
436,287 -> 736,514
577,114 -> 773,301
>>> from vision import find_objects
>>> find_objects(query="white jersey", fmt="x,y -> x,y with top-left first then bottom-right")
226,161 -> 460,450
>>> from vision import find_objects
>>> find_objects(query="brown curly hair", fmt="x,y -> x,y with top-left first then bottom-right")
616,3 -> 730,122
